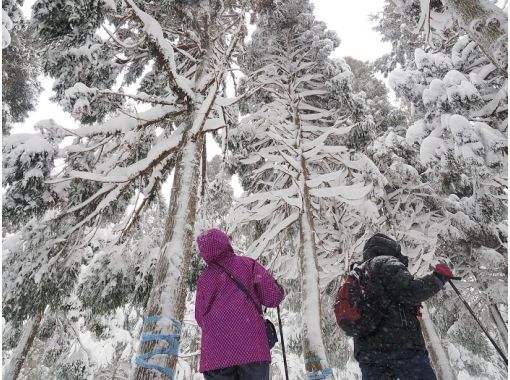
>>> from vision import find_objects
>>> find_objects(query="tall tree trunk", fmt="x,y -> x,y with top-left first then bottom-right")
298,211 -> 332,378
131,6 -> 244,376
188,333 -> 199,376
488,303 -> 508,355
298,157 -> 333,378
289,71 -> 332,377
3,311 -> 44,380
420,304 -> 456,380
133,131 -> 205,380
443,0 -> 508,76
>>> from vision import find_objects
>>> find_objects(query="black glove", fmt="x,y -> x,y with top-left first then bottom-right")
432,263 -> 460,283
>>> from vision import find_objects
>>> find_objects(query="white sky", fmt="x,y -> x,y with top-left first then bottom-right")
12,1 -> 392,198
312,0 -> 390,61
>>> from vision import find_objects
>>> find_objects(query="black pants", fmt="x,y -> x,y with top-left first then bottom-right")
203,361 -> 270,380
358,350 -> 437,380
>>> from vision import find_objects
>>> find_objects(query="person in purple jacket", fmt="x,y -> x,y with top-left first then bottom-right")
195,228 -> 284,380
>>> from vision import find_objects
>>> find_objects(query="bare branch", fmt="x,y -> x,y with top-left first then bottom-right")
102,24 -> 146,49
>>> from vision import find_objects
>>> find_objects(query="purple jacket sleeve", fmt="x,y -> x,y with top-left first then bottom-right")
252,261 -> 284,308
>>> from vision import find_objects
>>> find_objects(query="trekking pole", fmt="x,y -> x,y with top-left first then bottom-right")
277,305 -> 290,380
447,279 -> 508,367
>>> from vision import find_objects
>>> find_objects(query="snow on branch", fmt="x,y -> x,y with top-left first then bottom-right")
252,161 -> 299,179
191,81 -> 220,135
309,183 -> 373,204
237,201 -> 282,223
306,169 -> 347,188
124,0 -> 195,100
296,89 -> 329,97
75,104 -> 181,137
58,183 -> 130,241
239,155 -> 261,165
71,124 -> 185,183
238,186 -> 300,207
102,24 -> 146,49
299,110 -> 333,121
62,184 -> 116,215
265,131 -> 297,153
301,128 -> 337,154
257,151 -> 286,164
117,173 -> 161,235
278,150 -> 301,172
202,118 -> 226,132
68,170 -> 129,183
245,212 -> 300,259
216,94 -> 245,107
99,90 -> 179,106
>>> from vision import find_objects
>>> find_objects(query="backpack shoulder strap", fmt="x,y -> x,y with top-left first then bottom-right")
214,262 -> 263,315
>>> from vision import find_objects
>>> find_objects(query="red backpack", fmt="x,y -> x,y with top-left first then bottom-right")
334,262 -> 371,337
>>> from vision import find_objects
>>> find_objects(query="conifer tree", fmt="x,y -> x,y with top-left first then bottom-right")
2,1 -> 268,378
231,1 -> 374,377
374,0 -> 507,376
2,0 -> 41,134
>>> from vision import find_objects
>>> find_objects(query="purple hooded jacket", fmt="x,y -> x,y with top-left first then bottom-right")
195,229 -> 284,372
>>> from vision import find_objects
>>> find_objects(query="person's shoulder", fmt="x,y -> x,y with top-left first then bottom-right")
235,255 -> 269,275
369,255 -> 405,275
370,255 -> 398,266
228,254 -> 256,270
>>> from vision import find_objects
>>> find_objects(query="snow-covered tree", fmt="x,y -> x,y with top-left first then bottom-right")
374,0 -> 508,376
2,120 -> 62,234
200,154 -> 235,231
343,56 -> 405,150
2,120 -> 68,380
2,0 -> 41,134
2,1 -> 273,379
3,0 -> 507,378
435,0 -> 507,75
230,1 -> 375,377
372,0 -> 428,76
386,6 -> 507,287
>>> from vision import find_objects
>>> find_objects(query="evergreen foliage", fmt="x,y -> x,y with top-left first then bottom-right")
2,0 -> 42,134
2,0 -> 507,378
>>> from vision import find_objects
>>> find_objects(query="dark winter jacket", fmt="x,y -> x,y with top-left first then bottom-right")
354,234 -> 443,357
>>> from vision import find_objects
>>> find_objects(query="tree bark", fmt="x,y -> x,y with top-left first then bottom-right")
188,333 -> 199,376
295,102 -> 333,377
298,210 -> 332,377
133,131 -> 205,380
3,311 -> 44,380
131,5 -> 245,377
443,0 -> 508,76
420,304 -> 456,380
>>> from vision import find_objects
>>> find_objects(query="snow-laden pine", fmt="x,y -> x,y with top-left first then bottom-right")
2,0 -> 507,379
374,0 -> 507,378
229,1 -> 379,377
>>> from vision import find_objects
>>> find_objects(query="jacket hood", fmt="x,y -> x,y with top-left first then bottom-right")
362,233 -> 403,262
196,228 -> 235,264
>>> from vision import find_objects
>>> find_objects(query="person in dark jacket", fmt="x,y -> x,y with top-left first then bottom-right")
355,233 -> 457,380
